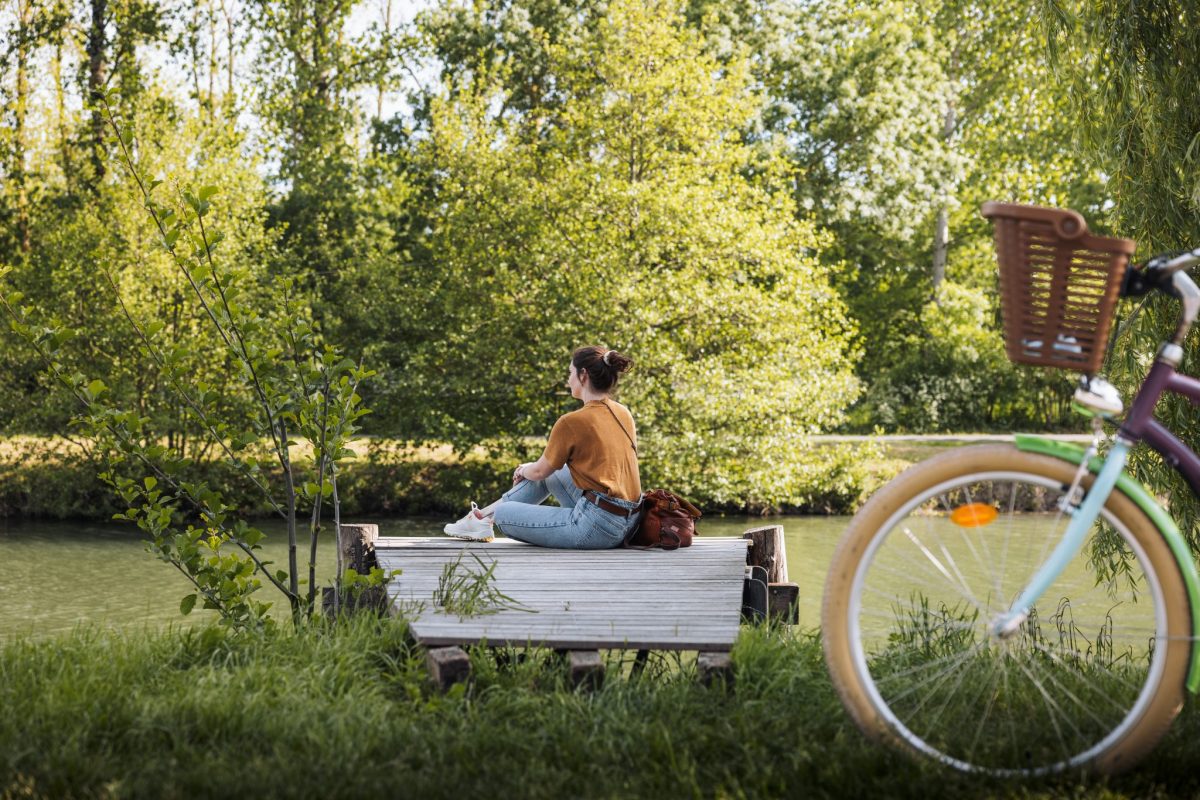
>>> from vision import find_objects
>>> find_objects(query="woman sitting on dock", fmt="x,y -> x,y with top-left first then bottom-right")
443,346 -> 642,549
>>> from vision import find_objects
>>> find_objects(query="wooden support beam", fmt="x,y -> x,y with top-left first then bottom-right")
742,525 -> 787,583
768,582 -> 800,624
697,651 -> 734,688
324,523 -> 384,618
340,523 -> 379,573
427,646 -> 471,690
567,650 -> 605,691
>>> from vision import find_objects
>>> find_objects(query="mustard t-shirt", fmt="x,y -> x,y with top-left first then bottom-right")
542,399 -> 642,501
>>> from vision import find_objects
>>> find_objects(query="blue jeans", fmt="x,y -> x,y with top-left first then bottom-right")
493,465 -> 641,550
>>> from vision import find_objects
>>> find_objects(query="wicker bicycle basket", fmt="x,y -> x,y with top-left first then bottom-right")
981,202 -> 1136,374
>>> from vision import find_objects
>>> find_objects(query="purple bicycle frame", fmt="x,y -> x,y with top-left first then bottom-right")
1121,358 -> 1200,491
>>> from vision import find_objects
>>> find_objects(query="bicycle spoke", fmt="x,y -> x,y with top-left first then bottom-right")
899,527 -> 987,615
875,642 -> 989,707
831,459 -> 1180,775
1012,651 -> 1090,758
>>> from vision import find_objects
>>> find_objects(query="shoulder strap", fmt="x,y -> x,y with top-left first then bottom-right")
602,400 -> 637,454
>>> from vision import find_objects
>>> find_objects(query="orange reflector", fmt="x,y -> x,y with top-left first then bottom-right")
950,503 -> 998,528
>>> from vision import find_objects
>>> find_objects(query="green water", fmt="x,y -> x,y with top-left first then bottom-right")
0,515 -> 847,638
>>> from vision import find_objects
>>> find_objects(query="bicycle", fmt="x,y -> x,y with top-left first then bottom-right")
821,202 -> 1200,776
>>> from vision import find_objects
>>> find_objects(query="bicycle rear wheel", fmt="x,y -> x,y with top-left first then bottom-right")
822,445 -> 1191,775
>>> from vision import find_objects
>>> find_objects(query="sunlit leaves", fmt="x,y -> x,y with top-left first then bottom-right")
401,0 -> 860,508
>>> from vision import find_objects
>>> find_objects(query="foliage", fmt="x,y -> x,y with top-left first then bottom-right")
1,87 -> 276,442
252,0 -> 365,281
0,435 -> 898,518
0,0 -> 1150,570
1041,0 -> 1200,548
691,0 -> 1107,432
857,283 -> 1078,431
376,0 -> 860,507
0,94 -> 376,628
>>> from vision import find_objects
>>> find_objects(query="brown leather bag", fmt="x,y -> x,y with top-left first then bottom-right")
598,400 -> 702,550
625,489 -> 702,550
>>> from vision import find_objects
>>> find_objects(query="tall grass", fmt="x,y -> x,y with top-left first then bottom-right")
1,620 -> 1197,799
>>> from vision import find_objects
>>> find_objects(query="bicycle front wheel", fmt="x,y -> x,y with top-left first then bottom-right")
822,445 -> 1191,776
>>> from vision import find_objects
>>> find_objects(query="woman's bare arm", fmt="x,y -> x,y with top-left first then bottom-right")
513,455 -> 555,484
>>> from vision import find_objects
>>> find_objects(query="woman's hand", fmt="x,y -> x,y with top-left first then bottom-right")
514,456 -> 553,484
513,463 -> 533,485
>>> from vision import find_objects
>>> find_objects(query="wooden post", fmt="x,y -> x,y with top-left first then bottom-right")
427,646 -> 472,690
697,652 -> 734,688
742,525 -> 787,583
323,523 -> 384,617
744,525 -> 799,624
768,583 -> 800,624
341,523 -> 379,573
567,651 -> 605,691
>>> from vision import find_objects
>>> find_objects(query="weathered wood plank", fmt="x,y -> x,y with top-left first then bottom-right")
323,523 -> 384,618
376,536 -> 747,651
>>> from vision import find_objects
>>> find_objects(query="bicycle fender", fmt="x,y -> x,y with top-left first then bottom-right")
1015,434 -> 1200,693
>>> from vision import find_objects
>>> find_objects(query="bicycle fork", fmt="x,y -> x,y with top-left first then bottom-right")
992,438 -> 1132,639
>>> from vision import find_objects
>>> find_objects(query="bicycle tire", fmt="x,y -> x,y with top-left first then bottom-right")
822,444 -> 1191,775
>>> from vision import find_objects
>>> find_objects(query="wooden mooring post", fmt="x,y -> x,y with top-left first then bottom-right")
743,525 -> 800,624
567,651 -> 605,691
322,523 -> 386,617
427,646 -> 472,690
697,652 -> 734,688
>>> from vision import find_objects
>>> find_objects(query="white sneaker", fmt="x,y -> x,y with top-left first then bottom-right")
443,503 -> 495,542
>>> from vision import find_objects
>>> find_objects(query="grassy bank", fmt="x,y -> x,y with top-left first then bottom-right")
1,620 -> 1198,799
0,437 -> 902,521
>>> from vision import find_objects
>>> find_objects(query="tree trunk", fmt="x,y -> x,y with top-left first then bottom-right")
54,35 -> 74,193
220,0 -> 235,102
376,0 -> 392,119
931,99 -> 956,295
86,0 -> 109,185
14,0 -> 33,253
188,1 -> 205,113
208,0 -> 218,108
932,205 -> 949,292
932,31 -> 960,297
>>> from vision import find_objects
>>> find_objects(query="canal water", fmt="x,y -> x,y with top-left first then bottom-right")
0,515 -> 848,638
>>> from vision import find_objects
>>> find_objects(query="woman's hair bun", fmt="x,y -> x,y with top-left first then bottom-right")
603,349 -> 633,374
573,345 -> 633,392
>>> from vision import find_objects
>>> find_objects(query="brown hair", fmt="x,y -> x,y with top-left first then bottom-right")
572,346 -> 633,393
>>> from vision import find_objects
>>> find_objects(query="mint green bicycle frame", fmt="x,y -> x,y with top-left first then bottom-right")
1014,433 -> 1200,693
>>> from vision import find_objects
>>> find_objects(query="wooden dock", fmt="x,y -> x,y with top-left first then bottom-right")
375,537 -> 751,651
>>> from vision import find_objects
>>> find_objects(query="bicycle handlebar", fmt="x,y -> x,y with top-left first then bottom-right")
1135,257 -> 1200,348
1144,247 -> 1200,277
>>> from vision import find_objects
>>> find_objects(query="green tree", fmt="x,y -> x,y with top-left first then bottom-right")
701,0 -> 1105,431
375,0 -> 859,508
252,0 -> 407,300
2,94 -> 376,625
1043,0 -> 1200,544
3,87 -> 278,440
